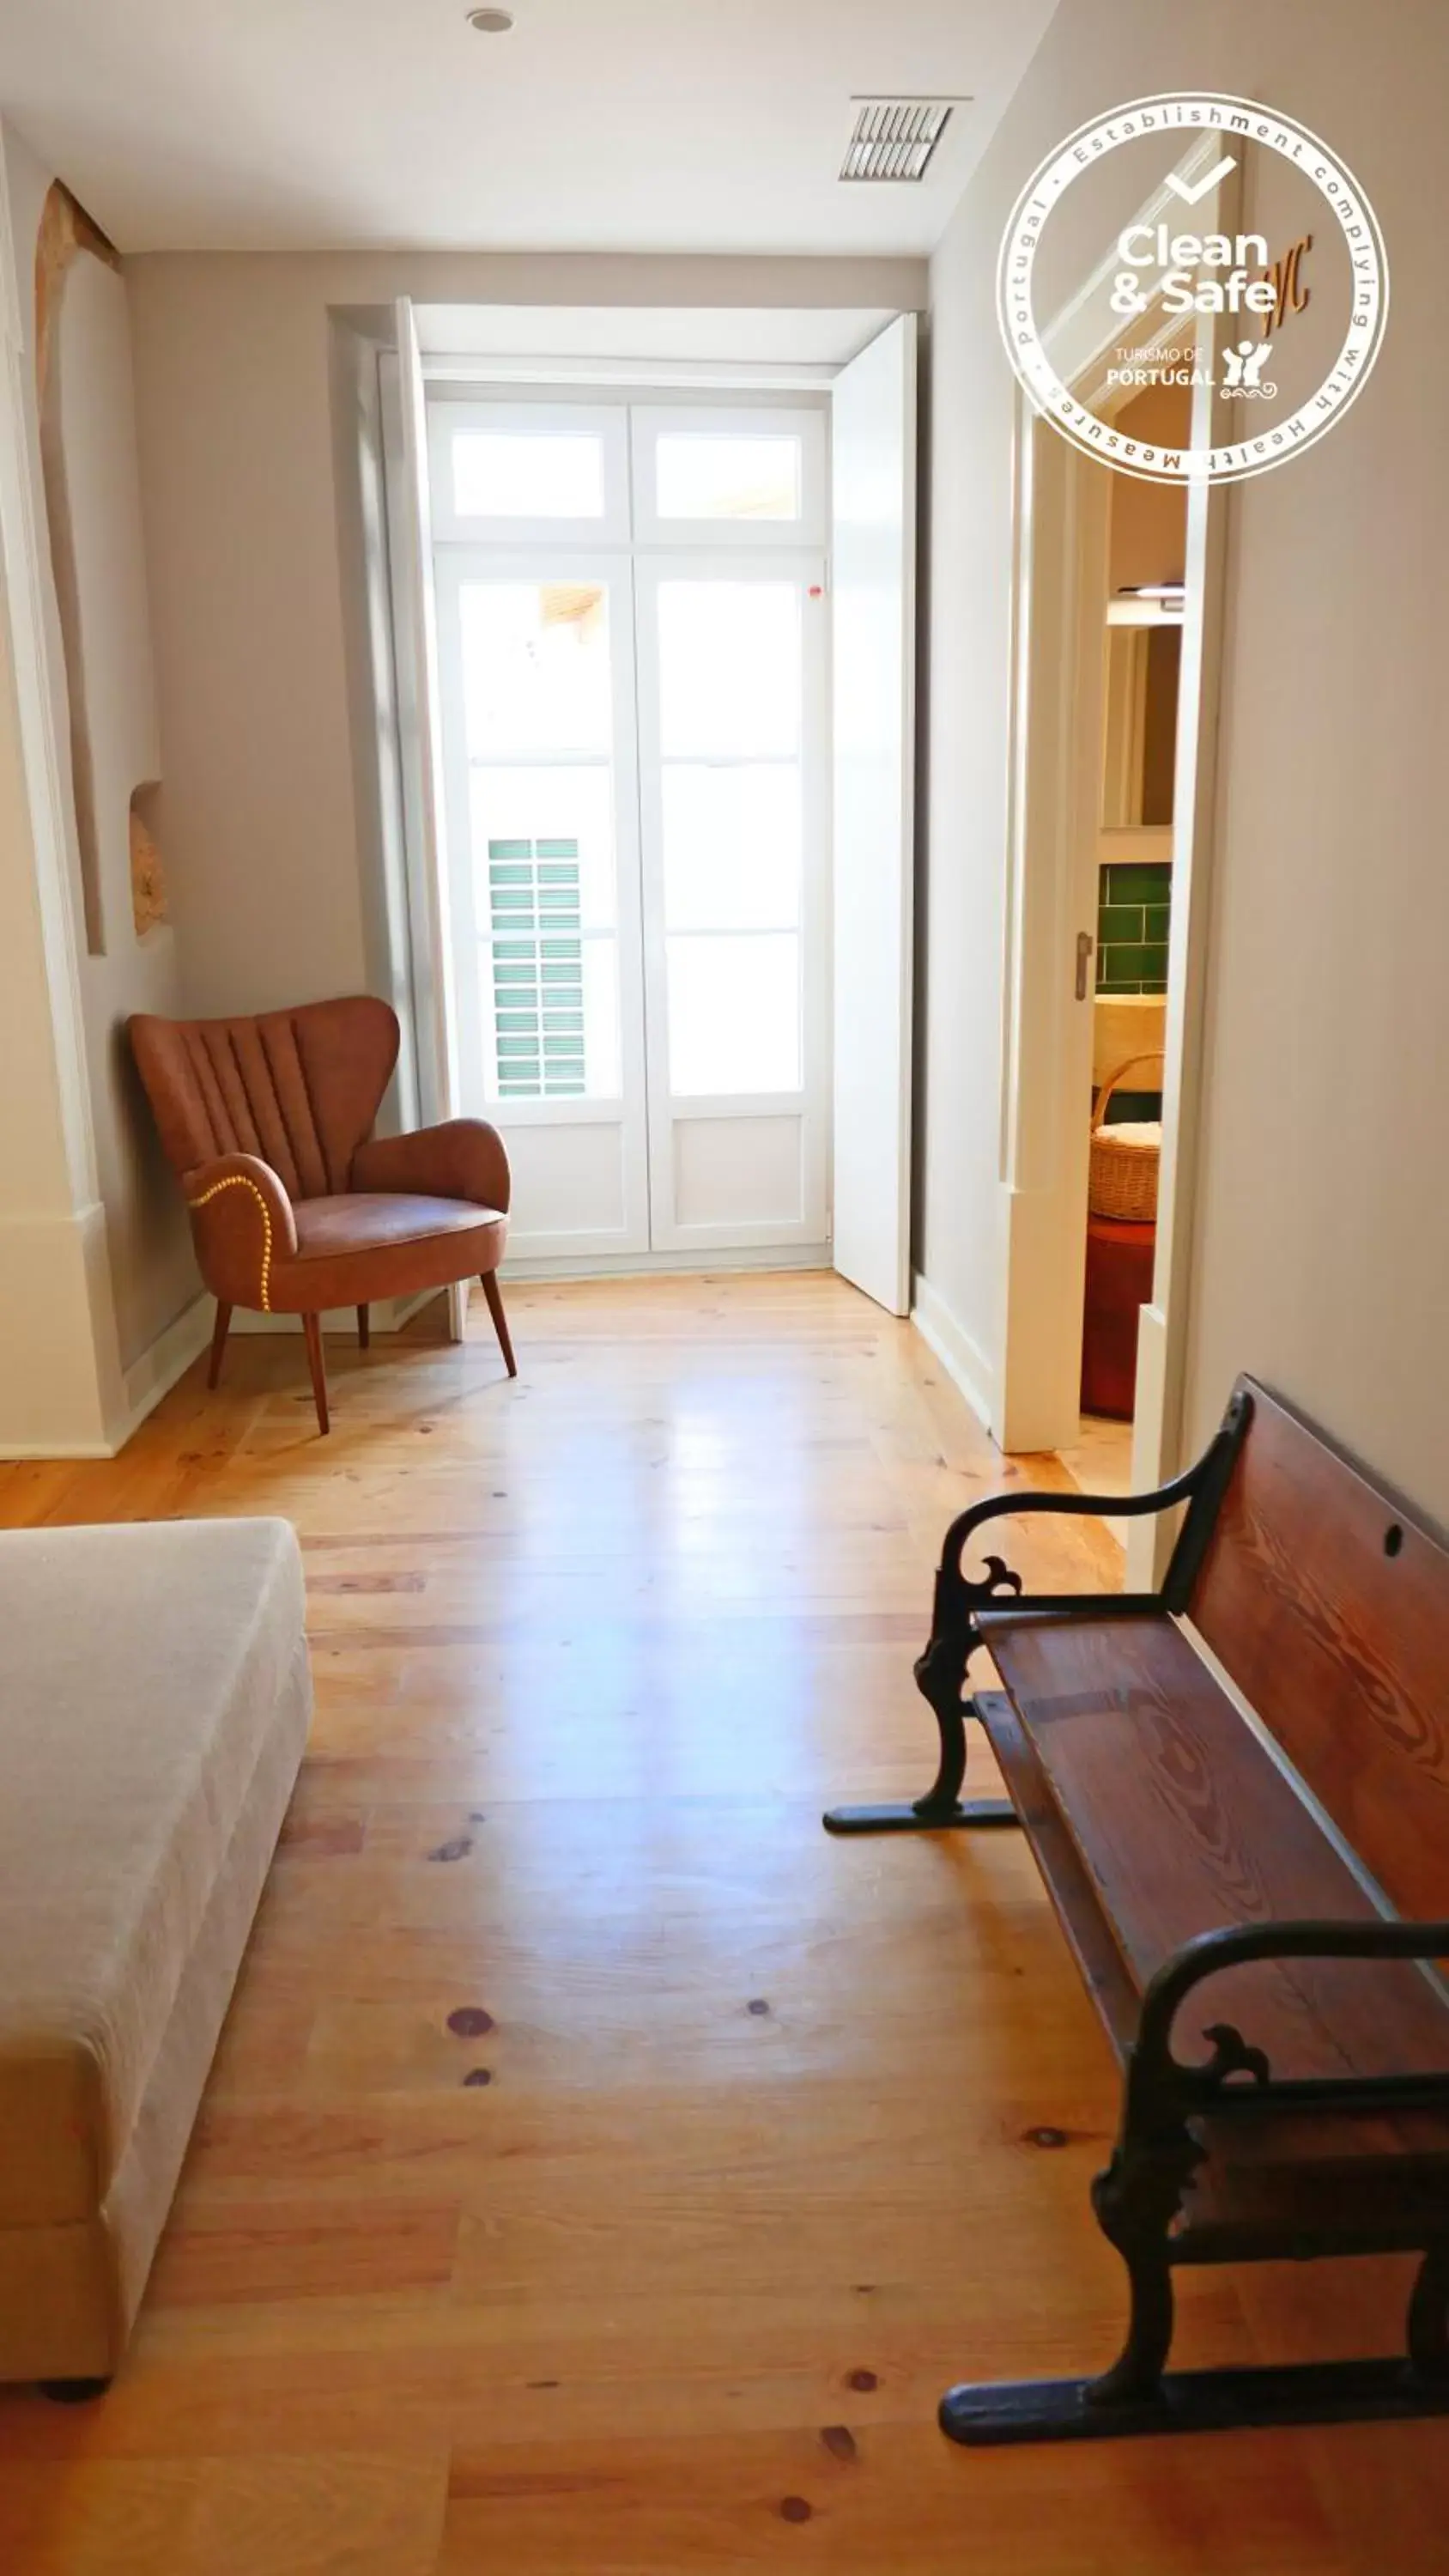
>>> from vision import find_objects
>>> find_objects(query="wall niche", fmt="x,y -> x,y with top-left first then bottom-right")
34,179 -> 169,947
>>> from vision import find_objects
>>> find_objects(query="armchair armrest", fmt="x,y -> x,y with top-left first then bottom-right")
183,1154 -> 297,1312
351,1120 -> 510,1215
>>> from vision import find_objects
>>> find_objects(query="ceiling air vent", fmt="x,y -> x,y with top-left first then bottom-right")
840,98 -> 962,183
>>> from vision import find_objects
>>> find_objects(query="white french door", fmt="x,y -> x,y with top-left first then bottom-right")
427,394 -> 829,1265
634,554 -> 828,1251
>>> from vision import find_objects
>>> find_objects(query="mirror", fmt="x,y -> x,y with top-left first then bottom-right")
1100,622 -> 1182,829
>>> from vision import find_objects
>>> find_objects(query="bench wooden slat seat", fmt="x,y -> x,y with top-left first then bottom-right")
975,1613 -> 1449,2095
825,1376 -> 1449,2445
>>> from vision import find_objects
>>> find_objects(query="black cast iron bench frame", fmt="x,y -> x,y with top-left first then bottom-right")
824,1387 -> 1449,2443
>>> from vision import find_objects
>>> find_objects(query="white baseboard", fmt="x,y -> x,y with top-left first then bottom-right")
51,1285 -> 445,1461
0,1283 -> 213,1460
501,1243 -> 832,1283
112,1291 -> 214,1443
0,1204 -> 113,1455
0,1434 -> 118,1459
911,1273 -> 997,1436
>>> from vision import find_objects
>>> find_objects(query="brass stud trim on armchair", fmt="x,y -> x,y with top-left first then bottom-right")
186,1173 -> 274,1309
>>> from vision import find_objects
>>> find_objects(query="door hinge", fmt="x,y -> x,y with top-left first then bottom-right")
1075,931 -> 1094,1001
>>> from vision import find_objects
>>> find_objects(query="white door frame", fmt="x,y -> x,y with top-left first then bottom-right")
829,312 -> 918,1317
994,147 -> 1239,1564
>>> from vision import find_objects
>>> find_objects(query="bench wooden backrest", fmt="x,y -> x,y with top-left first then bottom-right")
1189,1376 -> 1449,1923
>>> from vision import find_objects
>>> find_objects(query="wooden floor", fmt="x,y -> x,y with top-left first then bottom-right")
0,1273 -> 1442,2573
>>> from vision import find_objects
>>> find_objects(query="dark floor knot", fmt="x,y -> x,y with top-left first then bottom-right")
447,2006 -> 494,2038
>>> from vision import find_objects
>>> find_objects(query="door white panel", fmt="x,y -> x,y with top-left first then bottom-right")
673,1115 -> 803,1229
506,1121 -> 629,1240
830,314 -> 918,1316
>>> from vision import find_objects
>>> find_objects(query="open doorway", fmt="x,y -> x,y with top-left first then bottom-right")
993,137 -> 1239,1582
379,304 -> 918,1309
1069,378 -> 1190,1511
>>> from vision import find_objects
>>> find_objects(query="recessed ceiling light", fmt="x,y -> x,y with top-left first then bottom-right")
467,7 -> 515,30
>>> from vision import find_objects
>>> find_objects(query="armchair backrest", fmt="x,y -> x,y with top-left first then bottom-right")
129,996 -> 400,1203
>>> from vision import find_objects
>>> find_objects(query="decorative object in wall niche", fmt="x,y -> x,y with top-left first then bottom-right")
34,182 -> 123,956
33,180 -> 119,403
128,787 -> 167,936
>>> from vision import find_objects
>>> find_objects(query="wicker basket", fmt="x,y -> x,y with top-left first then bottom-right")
1088,1052 -> 1164,1224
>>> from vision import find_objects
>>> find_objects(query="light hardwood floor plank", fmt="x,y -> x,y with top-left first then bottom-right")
0,1273 -> 1440,2573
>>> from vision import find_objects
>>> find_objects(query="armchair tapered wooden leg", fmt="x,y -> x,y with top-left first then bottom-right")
302,1313 -> 330,1435
481,1271 -> 518,1377
356,1304 -> 370,1351
207,1300 -> 233,1391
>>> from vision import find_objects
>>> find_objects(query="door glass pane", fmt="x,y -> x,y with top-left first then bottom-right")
460,580 -> 613,758
656,434 -> 801,523
452,430 -> 605,520
459,583 -> 623,1104
666,933 -> 800,1096
657,582 -> 801,759
474,827 -> 621,1103
469,767 -> 617,931
662,765 -> 800,932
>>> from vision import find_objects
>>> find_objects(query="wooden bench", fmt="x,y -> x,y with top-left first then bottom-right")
825,1376 -> 1449,2442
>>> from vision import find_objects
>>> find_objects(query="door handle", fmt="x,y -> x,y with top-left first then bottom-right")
1075,931 -> 1094,1001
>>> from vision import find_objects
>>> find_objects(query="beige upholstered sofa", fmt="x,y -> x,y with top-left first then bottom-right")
0,1516 -> 310,2394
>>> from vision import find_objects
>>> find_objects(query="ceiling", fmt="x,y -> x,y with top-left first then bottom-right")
0,0 -> 1058,257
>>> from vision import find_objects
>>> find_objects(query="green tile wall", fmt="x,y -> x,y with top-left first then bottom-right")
1096,861 -> 1171,993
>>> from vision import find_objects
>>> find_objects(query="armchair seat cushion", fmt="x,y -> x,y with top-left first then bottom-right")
268,1191 -> 506,1314
293,1192 -> 503,1258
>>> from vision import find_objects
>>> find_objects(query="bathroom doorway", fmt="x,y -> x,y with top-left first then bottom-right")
1066,380 -> 1190,1520
992,141 -> 1240,1582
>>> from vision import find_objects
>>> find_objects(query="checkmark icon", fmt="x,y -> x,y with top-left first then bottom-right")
1165,155 -> 1237,207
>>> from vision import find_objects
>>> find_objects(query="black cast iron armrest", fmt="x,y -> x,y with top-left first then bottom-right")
1130,1917 -> 1449,2121
932,1384 -> 1255,1623
826,1391 -> 1257,1838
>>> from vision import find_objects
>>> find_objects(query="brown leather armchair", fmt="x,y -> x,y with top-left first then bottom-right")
129,996 -> 515,1434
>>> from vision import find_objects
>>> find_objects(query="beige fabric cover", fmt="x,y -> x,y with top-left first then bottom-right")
0,1518 -> 310,2382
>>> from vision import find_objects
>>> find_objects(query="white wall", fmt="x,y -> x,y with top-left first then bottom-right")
920,0 -> 1449,1520
125,249 -> 926,1021
0,121 -> 203,1441
45,248 -> 197,1368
